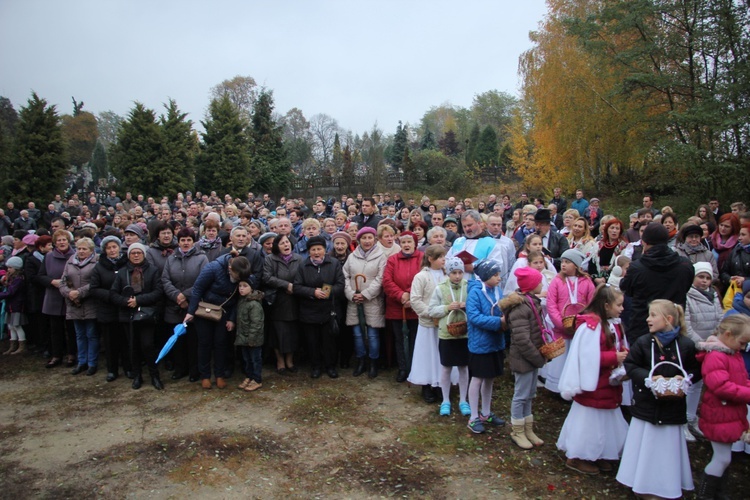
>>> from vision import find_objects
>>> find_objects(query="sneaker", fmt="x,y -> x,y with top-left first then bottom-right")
467,418 -> 485,434
238,378 -> 251,390
459,401 -> 471,416
244,380 -> 262,392
683,425 -> 696,443
480,412 -> 506,427
439,402 -> 451,416
566,458 -> 599,475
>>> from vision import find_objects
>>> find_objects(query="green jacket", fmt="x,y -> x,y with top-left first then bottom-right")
235,291 -> 265,347
428,278 -> 468,340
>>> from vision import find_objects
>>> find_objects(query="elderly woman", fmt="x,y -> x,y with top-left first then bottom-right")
110,243 -> 164,390
294,218 -> 331,259
344,227 -> 387,378
383,231 -> 424,382
263,234 -> 302,374
162,228 -> 209,382
196,219 -> 224,262
23,235 -> 52,356
90,235 -> 131,382
420,226 -> 449,252
294,236 -> 345,379
59,237 -> 99,375
330,231 -> 353,367
559,208 -> 579,237
184,253 -> 252,389
258,232 -> 277,256
377,221 -> 401,258
674,224 -> 719,278
36,229 -> 76,368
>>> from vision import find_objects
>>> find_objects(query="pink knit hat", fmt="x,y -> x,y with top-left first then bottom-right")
514,267 -> 543,293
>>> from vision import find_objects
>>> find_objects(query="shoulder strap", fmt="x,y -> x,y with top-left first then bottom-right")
526,295 -> 545,332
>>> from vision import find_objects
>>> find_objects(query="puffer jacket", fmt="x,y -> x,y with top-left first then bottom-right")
0,274 -> 25,312
110,261 -> 164,323
547,274 -> 596,339
382,250 -> 423,320
720,244 -> 750,288
625,333 -> 701,425
187,253 -> 240,323
409,267 -> 445,328
343,245 -> 387,328
674,242 -> 719,279
89,254 -> 129,323
466,279 -> 505,354
501,291 -> 545,373
697,337 -> 750,443
235,291 -> 265,347
293,255 -> 345,324
684,286 -> 723,343
59,253 -> 99,320
161,247 -> 208,324
35,247 -> 75,316
429,278 -> 468,340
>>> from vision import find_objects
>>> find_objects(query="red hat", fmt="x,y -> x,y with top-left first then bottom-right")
514,267 -> 543,293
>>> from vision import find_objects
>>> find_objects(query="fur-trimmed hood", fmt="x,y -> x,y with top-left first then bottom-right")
499,291 -> 525,312
697,335 -> 735,355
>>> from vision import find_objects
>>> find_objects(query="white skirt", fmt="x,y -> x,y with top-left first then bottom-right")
621,380 -> 633,407
543,343 -> 568,393
408,325 -> 456,386
556,402 -> 628,460
731,405 -> 750,453
616,418 -> 694,498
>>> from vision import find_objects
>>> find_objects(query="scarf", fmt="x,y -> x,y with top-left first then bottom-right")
72,253 -> 95,267
694,286 -> 715,302
33,250 -> 45,263
198,236 -> 221,250
357,245 -> 375,259
599,237 -> 619,250
684,242 -> 705,253
310,256 -> 324,266
655,326 -> 681,347
521,226 -> 535,237
741,243 -> 750,253
668,228 -> 678,240
131,265 -> 145,294
281,252 -> 294,263
711,232 -> 738,253
107,256 -> 120,265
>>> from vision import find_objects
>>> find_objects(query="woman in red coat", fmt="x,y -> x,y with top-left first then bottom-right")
695,315 -> 750,498
383,231 -> 423,382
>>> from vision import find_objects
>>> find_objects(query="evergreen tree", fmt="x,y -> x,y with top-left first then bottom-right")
110,103 -> 163,194
156,99 -> 196,197
439,129 -> 461,157
196,95 -> 252,196
369,126 -> 386,191
7,93 -> 67,204
341,144 -> 354,195
331,133 -> 343,175
390,121 -> 407,170
402,145 -> 418,186
89,138 -> 108,187
464,123 -> 481,166
420,126 -> 436,150
474,125 -> 499,168
249,90 -> 290,194
0,97 -> 18,138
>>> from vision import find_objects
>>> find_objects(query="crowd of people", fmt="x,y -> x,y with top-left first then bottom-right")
1,188 -> 750,499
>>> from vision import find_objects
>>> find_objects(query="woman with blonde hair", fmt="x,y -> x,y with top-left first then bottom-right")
567,217 -> 597,265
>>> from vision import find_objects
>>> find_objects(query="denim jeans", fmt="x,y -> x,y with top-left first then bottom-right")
74,319 -> 99,367
352,325 -> 379,360
241,346 -> 263,382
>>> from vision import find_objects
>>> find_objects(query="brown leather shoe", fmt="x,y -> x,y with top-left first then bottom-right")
566,458 -> 599,475
595,459 -> 613,472
201,378 -> 212,389
216,377 -> 227,389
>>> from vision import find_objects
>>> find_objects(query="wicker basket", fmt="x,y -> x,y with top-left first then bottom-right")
446,310 -> 468,337
562,303 -> 584,337
646,361 -> 690,399
539,331 -> 566,360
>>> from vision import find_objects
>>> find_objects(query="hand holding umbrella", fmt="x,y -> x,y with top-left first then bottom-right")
155,323 -> 187,364
354,274 -> 368,352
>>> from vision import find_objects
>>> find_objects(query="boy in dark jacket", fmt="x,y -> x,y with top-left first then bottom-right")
236,281 -> 265,391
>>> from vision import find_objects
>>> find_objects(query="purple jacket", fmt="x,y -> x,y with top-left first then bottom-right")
0,275 -> 26,312
35,247 -> 75,316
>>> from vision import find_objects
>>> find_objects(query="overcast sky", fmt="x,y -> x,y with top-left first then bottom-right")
0,0 -> 548,135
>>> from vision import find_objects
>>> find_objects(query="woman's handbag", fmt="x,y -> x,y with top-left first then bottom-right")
195,288 -> 237,322
329,295 -> 340,336
131,306 -> 157,323
527,295 -> 566,360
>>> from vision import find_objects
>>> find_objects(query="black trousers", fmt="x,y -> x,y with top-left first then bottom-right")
303,322 -> 337,370
102,321 -> 131,375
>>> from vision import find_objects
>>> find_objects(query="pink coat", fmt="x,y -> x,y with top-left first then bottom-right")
697,338 -> 750,443
547,274 -> 596,339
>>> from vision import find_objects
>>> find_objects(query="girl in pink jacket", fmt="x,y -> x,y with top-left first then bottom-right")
695,314 -> 750,499
545,249 -> 596,394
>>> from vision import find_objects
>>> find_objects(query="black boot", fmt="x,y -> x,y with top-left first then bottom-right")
132,373 -> 143,390
422,385 -> 437,403
696,473 -> 721,500
396,370 -> 408,383
715,471 -> 731,500
368,359 -> 378,378
151,375 -> 164,390
353,358 -> 366,377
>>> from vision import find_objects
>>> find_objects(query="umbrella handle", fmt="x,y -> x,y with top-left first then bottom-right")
354,274 -> 367,293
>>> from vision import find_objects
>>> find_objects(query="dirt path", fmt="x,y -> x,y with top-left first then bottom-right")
1,355 -> 747,499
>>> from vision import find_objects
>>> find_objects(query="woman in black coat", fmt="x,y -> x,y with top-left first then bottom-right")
110,243 -> 164,390
23,235 -> 52,355
719,223 -> 750,290
262,234 -> 302,374
293,236 -> 345,379
89,235 -> 131,382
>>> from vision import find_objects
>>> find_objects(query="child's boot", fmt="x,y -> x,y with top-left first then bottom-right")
524,415 -> 544,446
11,341 -> 26,355
510,418 -> 533,449
3,340 -> 17,355
696,472 -> 720,500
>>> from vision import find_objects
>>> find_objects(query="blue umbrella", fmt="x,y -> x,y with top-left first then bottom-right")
155,323 -> 187,364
